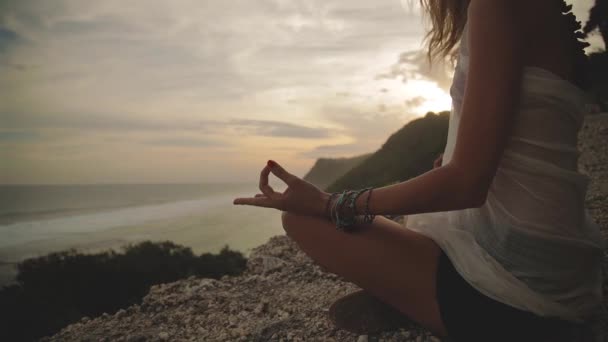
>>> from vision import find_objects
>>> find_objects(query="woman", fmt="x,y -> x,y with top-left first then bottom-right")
233,0 -> 604,341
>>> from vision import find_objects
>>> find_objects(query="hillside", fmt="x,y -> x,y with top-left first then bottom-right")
326,111 -> 450,193
302,153 -> 372,190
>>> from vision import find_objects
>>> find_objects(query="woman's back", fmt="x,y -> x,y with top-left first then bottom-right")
407,9 -> 605,322
518,0 -> 587,89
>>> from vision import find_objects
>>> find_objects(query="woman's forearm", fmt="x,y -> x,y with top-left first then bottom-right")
330,163 -> 486,218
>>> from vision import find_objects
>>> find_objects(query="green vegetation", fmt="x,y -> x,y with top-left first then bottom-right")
583,0 -> 608,110
0,241 -> 247,342
587,50 -> 608,111
325,111 -> 450,193
583,0 -> 607,50
303,153 -> 373,189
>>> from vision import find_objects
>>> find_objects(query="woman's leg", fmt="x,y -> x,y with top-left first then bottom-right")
281,211 -> 448,337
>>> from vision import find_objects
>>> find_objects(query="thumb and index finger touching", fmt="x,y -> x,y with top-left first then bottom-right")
259,160 -> 296,196
264,160 -> 297,187
233,160 -> 297,206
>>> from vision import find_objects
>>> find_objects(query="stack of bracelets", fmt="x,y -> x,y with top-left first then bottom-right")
324,187 -> 376,233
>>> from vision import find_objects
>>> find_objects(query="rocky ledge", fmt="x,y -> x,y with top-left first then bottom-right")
44,113 -> 608,342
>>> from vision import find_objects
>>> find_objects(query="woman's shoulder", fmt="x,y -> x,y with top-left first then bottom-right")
465,0 -> 579,85
463,0 -> 528,64
465,0 -> 548,39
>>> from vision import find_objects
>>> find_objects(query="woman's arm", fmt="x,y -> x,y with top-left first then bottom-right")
233,0 -> 525,219
336,162 -> 483,218
344,0 -> 525,217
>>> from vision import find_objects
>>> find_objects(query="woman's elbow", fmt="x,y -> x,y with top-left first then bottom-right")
447,163 -> 490,208
468,190 -> 488,208
467,176 -> 492,208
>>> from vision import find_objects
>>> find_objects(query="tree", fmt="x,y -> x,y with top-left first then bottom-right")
583,0 -> 608,49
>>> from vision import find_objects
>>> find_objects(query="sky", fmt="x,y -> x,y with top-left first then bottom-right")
0,0 -> 603,185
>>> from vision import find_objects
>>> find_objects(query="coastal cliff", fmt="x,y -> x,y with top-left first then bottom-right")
43,113 -> 608,342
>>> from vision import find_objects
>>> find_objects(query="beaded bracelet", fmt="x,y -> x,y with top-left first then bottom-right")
329,187 -> 376,232
348,188 -> 369,216
331,189 -> 346,230
363,188 -> 376,224
343,187 -> 369,230
328,191 -> 341,224
340,189 -> 361,229
324,192 -> 339,220
333,190 -> 348,227
337,190 -> 357,231
337,189 -> 358,231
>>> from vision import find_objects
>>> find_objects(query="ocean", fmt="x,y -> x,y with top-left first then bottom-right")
0,183 -> 287,286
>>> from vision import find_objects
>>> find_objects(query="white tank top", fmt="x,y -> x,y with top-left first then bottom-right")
406,21 -> 605,322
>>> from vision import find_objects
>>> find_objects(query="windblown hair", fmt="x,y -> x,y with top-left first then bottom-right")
418,0 -> 471,66
417,0 -> 591,90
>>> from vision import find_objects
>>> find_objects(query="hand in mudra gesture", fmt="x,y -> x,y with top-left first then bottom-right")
233,160 -> 329,217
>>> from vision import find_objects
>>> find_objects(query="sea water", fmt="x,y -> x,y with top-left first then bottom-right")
0,183 -> 286,286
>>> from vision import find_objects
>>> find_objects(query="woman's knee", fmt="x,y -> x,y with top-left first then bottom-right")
281,211 -> 300,236
281,211 -> 320,240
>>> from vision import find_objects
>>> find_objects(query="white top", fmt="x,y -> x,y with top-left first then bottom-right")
405,21 -> 605,322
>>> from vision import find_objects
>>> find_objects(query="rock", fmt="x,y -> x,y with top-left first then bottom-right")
247,255 -> 288,274
254,302 -> 268,314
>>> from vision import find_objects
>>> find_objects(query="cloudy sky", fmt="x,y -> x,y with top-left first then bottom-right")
0,0 -> 602,184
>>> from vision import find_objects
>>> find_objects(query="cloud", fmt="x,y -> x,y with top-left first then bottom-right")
1,110 -> 333,141
0,110 -> 219,133
228,118 -> 333,139
298,143 -> 368,158
142,137 -> 231,148
404,96 -> 425,109
376,49 -> 454,92
299,103 -> 417,159
0,0 -> 436,183
0,130 -> 40,142
321,104 -> 411,138
0,27 -> 19,55
2,63 -> 27,71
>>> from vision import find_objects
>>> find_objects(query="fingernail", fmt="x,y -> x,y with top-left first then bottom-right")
268,160 -> 277,167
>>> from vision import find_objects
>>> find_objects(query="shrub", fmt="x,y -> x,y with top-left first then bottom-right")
0,241 -> 247,342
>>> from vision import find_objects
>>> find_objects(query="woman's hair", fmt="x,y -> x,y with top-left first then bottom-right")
417,0 -> 591,90
418,0 -> 471,66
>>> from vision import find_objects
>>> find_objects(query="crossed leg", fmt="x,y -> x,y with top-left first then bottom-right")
281,211 -> 449,338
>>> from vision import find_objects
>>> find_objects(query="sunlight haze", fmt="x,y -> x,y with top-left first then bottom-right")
0,0 -> 600,184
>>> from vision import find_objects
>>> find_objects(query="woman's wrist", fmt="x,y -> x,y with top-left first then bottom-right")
320,191 -> 334,219
354,189 -> 368,218
324,188 -> 376,231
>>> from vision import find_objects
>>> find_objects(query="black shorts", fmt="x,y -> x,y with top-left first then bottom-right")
435,248 -> 582,342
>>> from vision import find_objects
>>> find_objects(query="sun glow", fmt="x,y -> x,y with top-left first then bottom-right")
405,80 -> 453,116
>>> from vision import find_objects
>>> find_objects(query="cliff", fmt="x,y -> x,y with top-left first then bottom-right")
43,113 -> 608,342
303,153 -> 372,190
325,111 -> 450,193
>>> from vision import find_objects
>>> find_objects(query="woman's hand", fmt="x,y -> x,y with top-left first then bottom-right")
433,153 -> 444,169
233,160 -> 330,217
